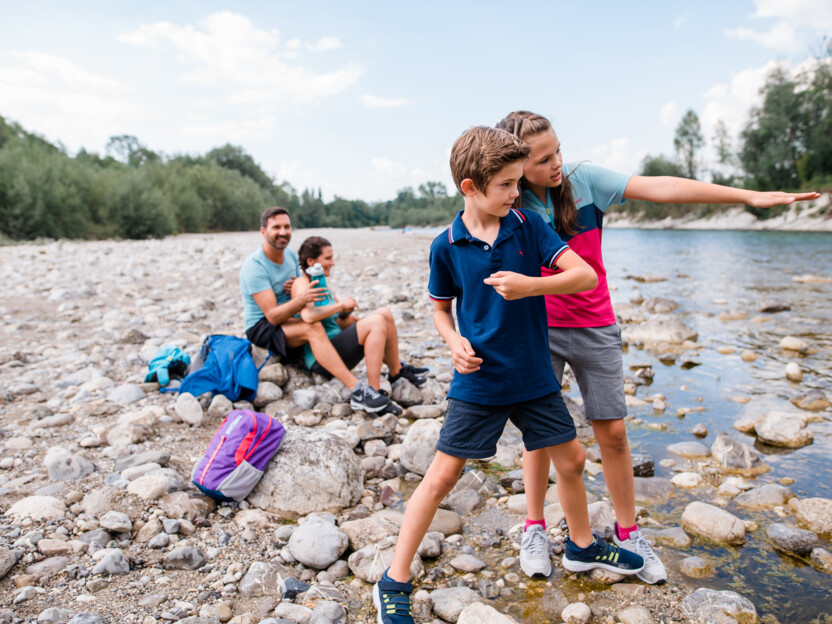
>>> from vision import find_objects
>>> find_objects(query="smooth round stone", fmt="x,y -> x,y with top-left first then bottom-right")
561,602 -> 591,624
99,512 -> 132,533
767,522 -> 819,556
672,472 -> 703,488
679,556 -> 713,578
667,441 -> 709,458
785,362 -> 803,382
449,554 -> 486,573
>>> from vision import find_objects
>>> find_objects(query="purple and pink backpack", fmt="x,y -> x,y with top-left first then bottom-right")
192,409 -> 285,502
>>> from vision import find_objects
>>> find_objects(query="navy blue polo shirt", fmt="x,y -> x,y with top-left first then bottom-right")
428,209 -> 570,405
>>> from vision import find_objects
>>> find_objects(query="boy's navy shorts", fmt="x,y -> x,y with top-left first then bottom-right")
435,392 -> 576,460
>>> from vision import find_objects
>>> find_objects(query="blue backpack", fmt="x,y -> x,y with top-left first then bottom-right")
178,335 -> 261,403
145,345 -> 191,387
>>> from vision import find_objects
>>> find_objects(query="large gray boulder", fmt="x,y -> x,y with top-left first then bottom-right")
248,427 -> 362,518
754,412 -> 813,448
400,419 -> 441,476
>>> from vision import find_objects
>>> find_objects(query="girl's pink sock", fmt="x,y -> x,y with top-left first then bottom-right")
524,518 -> 546,532
616,522 -> 638,541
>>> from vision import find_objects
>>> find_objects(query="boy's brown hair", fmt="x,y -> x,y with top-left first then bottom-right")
450,126 -> 530,195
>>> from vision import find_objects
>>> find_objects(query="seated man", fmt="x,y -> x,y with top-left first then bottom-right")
239,206 -> 394,413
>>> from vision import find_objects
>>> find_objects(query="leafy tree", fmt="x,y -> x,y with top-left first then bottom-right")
711,120 -> 737,186
674,109 -> 704,179
207,144 -> 274,191
640,155 -> 685,178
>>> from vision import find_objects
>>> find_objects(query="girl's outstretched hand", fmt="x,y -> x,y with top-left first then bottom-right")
747,191 -> 820,208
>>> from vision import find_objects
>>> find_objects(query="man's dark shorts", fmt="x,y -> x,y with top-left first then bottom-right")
436,392 -> 576,459
246,317 -> 290,359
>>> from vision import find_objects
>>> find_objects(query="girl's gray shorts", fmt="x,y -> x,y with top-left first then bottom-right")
548,324 -> 627,421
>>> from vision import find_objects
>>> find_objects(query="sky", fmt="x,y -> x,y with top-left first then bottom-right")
1,0 -> 830,202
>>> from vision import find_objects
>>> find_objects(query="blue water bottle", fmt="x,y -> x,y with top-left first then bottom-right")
306,263 -> 330,307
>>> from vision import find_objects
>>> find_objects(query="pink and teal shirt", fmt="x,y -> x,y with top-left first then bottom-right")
521,163 -> 630,328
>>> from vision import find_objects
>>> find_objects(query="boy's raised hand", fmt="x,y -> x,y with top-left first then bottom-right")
484,271 -> 533,300
448,334 -> 482,374
748,190 -> 820,208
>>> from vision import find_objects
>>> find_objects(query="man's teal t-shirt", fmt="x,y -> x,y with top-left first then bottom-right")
239,248 -> 301,330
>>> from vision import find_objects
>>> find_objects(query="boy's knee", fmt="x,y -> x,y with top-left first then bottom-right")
557,443 -> 585,477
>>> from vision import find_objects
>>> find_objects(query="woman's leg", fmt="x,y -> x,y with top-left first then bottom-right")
355,313 -> 387,389
374,307 -> 402,376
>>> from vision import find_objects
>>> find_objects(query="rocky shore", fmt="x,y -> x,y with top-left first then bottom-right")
0,228 -> 830,624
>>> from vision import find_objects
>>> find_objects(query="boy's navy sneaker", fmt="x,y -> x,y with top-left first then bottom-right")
373,568 -> 414,624
561,535 -> 644,575
350,380 -> 391,413
388,362 -> 428,387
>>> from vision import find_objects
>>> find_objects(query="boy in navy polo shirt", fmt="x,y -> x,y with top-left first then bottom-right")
374,127 -> 644,624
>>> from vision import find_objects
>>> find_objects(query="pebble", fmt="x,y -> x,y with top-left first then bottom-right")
561,602 -> 591,624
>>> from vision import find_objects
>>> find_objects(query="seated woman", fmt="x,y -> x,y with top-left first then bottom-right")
292,236 -> 428,414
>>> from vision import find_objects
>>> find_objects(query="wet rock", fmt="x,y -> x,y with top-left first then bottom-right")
788,497 -> 832,534
632,477 -> 674,503
287,518 -> 348,570
681,502 -> 745,544
811,548 -> 832,573
175,392 -> 205,426
347,535 -> 423,583
758,300 -> 790,313
679,556 -> 713,578
672,472 -> 703,488
621,317 -> 697,346
399,419 -> 441,476
644,297 -> 679,313
754,412 -> 813,448
711,433 -> 769,475
791,390 -> 830,411
785,362 -> 803,382
430,586 -> 483,622
457,603 -> 516,623
692,423 -> 708,437
617,606 -> 655,624
630,453 -> 654,477
779,336 -> 811,354
163,546 -> 206,570
734,484 -> 792,510
561,602 -> 591,624
680,588 -> 758,623
641,527 -> 690,548
248,427 -> 361,518
91,549 -> 130,575
6,496 -> 66,521
767,522 -> 819,556
667,441 -> 709,458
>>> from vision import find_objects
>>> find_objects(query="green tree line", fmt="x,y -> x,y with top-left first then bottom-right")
1,45 -> 829,241
616,45 -> 832,221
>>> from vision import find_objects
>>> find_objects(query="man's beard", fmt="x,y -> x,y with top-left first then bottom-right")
267,234 -> 290,250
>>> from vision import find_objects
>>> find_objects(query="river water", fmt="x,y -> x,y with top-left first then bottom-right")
601,229 -> 832,622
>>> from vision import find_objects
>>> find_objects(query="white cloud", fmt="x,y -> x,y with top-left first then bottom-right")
674,13 -> 690,29
118,12 -> 363,101
181,115 -> 276,140
361,94 -> 408,108
0,50 -> 143,150
700,60 -> 785,139
372,157 -> 408,176
586,138 -> 645,174
726,0 -> 832,52
306,36 -> 342,52
660,101 -> 679,127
